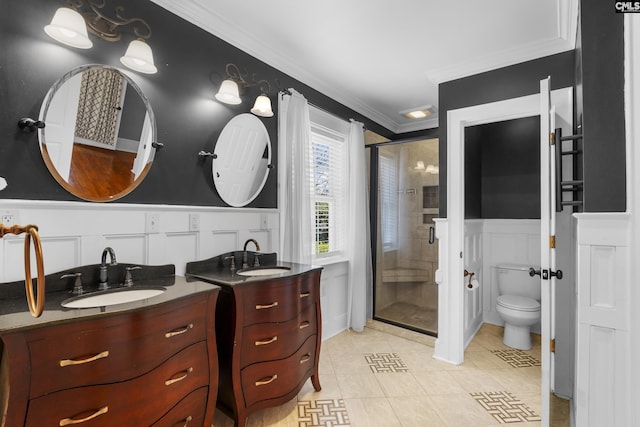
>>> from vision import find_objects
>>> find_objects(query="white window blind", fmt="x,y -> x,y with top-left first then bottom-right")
379,152 -> 398,250
310,124 -> 347,257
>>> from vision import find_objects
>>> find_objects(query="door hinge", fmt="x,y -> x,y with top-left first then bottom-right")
550,132 -> 556,145
550,338 -> 556,353
549,235 -> 556,249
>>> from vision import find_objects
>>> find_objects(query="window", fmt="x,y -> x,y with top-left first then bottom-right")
379,152 -> 398,250
310,122 -> 347,258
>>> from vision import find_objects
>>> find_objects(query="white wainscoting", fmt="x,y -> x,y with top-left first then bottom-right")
464,219 -> 483,348
0,199 -> 350,340
574,213 -> 630,427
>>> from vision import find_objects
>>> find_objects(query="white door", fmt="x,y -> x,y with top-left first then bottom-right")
538,77 -> 561,426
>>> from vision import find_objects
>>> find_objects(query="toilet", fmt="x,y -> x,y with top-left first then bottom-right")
495,263 -> 541,350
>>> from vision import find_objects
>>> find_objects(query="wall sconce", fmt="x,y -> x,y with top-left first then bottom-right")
44,1 -> 157,74
215,63 -> 274,118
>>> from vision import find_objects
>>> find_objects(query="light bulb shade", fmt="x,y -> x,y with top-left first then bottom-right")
120,39 -> 158,74
215,80 -> 242,105
44,8 -> 93,49
414,160 -> 425,170
251,94 -> 274,117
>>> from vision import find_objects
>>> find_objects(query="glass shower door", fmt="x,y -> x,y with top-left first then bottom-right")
373,138 -> 439,335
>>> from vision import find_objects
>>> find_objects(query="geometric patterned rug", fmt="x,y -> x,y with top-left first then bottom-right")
491,349 -> 542,368
363,353 -> 409,373
297,399 -> 350,427
470,391 -> 541,423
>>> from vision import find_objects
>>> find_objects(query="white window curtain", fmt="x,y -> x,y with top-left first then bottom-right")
278,89 -> 313,265
347,120 -> 372,332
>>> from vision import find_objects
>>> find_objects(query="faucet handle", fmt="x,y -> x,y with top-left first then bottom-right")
224,255 -> 236,272
61,272 -> 84,295
123,266 -> 142,287
253,253 -> 261,267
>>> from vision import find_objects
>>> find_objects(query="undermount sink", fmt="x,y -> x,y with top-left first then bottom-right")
61,287 -> 166,309
236,266 -> 292,277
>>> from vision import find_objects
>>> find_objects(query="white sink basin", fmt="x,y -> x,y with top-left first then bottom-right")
61,287 -> 166,308
236,267 -> 291,277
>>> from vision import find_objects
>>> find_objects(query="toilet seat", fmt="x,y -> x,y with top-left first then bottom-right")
497,295 -> 540,312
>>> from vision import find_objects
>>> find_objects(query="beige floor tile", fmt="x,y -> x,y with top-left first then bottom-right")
413,370 -> 467,395
297,374 -> 342,400
448,367 -> 509,393
245,397 -> 298,427
336,372 -> 386,398
375,372 -> 425,397
491,367 -> 541,394
387,395 -> 447,427
429,393 -> 498,426
330,351 -> 376,375
464,349 -> 512,369
343,397 -> 402,427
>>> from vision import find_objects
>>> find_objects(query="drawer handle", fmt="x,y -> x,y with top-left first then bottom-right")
59,406 -> 108,425
177,415 -> 193,427
255,374 -> 278,386
255,301 -> 278,310
255,336 -> 278,346
300,292 -> 311,298
300,353 -> 312,364
165,367 -> 193,386
165,323 -> 194,338
59,351 -> 109,367
299,321 -> 311,329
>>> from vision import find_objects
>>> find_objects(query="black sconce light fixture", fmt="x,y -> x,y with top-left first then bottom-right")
44,0 -> 157,74
215,63 -> 274,118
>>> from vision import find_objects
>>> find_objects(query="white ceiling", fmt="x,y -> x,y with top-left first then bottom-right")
151,0 -> 578,134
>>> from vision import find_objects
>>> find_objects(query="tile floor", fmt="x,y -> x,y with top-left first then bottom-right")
212,321 -> 570,427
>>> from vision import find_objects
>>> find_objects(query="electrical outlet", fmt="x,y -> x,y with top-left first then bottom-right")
145,213 -> 160,233
1,210 -> 18,226
189,213 -> 200,231
260,214 -> 268,230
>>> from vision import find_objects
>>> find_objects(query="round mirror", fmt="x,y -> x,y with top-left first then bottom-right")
212,113 -> 271,207
38,64 -> 157,202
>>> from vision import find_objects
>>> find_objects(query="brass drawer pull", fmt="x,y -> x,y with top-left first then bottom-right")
59,406 -> 108,425
255,374 -> 278,386
255,336 -> 278,346
59,351 -> 109,367
300,353 -> 311,364
299,321 -> 311,329
179,415 -> 193,426
255,301 -> 278,310
165,367 -> 193,386
165,323 -> 194,338
300,292 -> 311,298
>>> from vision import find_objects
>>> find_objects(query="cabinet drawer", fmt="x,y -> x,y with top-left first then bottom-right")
27,293 -> 209,398
240,304 -> 317,367
240,335 -> 317,408
241,275 -> 318,326
152,387 -> 207,427
25,342 -> 209,427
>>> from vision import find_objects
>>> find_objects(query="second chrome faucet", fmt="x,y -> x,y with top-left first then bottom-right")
242,238 -> 260,269
99,247 -> 117,290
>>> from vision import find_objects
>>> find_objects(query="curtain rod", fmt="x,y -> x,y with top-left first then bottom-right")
279,88 -> 366,131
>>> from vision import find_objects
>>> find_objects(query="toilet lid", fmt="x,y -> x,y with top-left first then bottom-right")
497,295 -> 540,312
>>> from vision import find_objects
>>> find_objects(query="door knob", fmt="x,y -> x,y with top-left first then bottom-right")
529,268 -> 541,277
550,269 -> 563,280
428,226 -> 435,244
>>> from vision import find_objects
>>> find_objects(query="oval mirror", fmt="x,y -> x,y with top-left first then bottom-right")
212,113 -> 271,207
38,64 -> 157,202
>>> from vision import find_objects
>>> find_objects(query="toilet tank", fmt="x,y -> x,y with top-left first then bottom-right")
496,263 -> 541,300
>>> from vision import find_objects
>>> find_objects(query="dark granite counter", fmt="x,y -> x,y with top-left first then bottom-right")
0,264 -> 219,333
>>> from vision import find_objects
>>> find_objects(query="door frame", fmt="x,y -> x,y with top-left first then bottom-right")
435,87 -> 572,365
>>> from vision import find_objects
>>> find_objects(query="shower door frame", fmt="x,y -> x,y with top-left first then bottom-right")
368,135 -> 440,336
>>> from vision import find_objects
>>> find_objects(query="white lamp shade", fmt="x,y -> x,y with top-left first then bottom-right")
215,80 -> 242,105
120,39 -> 158,74
44,8 -> 93,49
251,94 -> 274,117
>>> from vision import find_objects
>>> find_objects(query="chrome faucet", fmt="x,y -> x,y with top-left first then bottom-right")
99,247 -> 117,290
242,238 -> 261,269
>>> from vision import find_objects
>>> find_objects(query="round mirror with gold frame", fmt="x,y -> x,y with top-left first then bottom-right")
38,64 -> 157,202
212,113 -> 271,207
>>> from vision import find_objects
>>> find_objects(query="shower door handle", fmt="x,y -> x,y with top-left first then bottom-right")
428,227 -> 435,244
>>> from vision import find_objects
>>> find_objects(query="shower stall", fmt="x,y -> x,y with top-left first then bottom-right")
369,138 -> 439,335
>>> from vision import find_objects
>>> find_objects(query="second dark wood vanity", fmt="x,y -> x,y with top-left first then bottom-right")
186,253 -> 322,427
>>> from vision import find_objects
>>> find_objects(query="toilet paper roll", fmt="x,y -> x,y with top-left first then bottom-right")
467,279 -> 480,290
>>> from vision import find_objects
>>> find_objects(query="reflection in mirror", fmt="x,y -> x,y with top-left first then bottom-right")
38,64 -> 157,202
212,114 -> 271,207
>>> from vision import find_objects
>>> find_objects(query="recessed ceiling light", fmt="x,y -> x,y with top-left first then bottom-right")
400,105 -> 437,120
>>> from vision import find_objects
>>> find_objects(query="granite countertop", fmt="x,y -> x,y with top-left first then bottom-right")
0,264 -> 219,333
185,252 -> 322,286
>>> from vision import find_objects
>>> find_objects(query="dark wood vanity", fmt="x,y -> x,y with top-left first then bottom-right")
0,266 -> 219,427
186,254 -> 322,427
